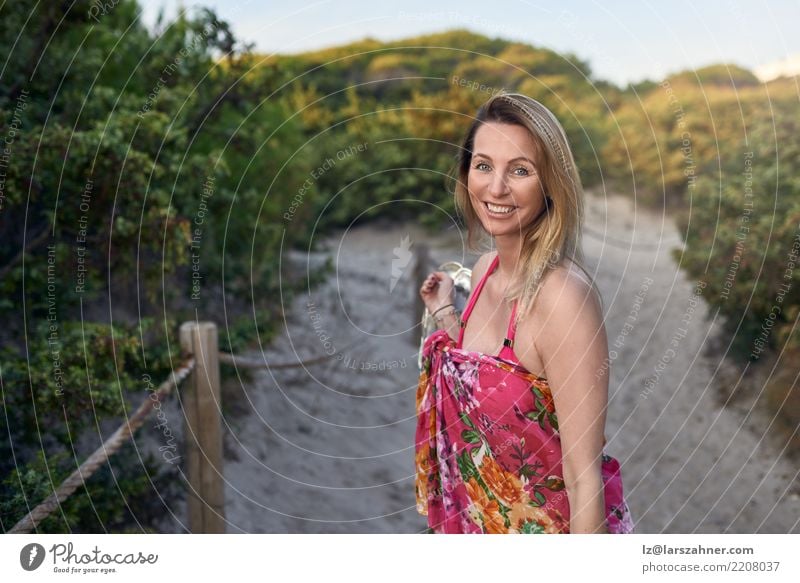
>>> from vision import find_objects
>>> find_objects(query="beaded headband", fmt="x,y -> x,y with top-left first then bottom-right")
495,94 -> 572,174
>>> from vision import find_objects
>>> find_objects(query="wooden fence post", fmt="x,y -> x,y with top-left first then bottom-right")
179,321 -> 225,533
413,244 -> 430,344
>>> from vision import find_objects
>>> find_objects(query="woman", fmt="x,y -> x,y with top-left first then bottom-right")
416,92 -> 634,534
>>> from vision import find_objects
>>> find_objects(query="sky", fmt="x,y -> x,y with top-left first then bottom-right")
136,0 -> 800,86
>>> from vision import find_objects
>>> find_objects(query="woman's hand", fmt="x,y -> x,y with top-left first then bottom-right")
420,271 -> 455,313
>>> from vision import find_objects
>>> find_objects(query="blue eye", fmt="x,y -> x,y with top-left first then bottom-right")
473,161 -> 534,177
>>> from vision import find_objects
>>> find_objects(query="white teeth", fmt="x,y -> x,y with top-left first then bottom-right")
486,202 -> 515,214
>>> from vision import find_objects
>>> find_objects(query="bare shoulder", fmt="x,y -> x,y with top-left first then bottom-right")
470,251 -> 497,289
514,258 -> 599,339
536,257 -> 601,316
533,259 -> 607,366
516,257 -> 607,385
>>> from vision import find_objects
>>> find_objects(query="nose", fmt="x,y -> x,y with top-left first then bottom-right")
488,170 -> 511,198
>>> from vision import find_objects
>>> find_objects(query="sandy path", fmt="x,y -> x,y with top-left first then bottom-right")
220,191 -> 799,533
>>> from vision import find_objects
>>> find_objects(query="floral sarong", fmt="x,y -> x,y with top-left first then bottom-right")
414,329 -> 635,534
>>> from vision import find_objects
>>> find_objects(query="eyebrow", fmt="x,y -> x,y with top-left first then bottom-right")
473,152 -> 536,165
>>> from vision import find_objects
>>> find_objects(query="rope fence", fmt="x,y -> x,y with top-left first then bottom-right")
8,323 -> 357,534
217,338 -> 362,369
9,357 -> 196,534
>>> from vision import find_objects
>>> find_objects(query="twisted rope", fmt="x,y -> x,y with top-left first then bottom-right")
8,339 -> 363,533
218,339 -> 363,369
8,357 -> 196,534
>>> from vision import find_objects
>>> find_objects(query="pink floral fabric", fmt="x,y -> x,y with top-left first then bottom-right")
414,328 -> 635,534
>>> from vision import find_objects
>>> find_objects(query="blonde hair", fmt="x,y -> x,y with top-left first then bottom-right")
450,92 -> 601,328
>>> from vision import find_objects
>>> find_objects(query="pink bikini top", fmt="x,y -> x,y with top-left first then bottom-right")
456,254 -> 521,366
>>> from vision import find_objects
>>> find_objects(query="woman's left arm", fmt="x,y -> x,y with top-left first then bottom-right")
535,266 -> 610,534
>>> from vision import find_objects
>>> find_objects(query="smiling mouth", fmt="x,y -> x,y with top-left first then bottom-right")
484,201 -> 517,215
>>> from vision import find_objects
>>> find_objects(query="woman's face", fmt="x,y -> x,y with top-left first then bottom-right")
467,121 -> 546,238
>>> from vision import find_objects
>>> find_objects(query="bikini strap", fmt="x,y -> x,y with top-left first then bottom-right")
456,254 -> 499,348
503,299 -> 518,349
